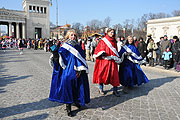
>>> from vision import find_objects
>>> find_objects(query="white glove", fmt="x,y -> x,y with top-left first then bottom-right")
112,56 -> 119,61
103,56 -> 113,60
115,58 -> 123,64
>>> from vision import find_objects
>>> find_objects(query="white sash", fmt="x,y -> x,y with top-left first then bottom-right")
61,43 -> 88,68
120,45 -> 146,64
102,37 -> 119,57
122,45 -> 143,60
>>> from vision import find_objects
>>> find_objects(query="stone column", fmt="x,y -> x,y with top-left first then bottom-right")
22,23 -> 26,39
42,7 -> 44,13
35,6 -> 37,13
16,22 -> 20,39
9,22 -> 12,37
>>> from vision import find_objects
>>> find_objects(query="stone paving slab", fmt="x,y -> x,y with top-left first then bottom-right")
0,49 -> 180,120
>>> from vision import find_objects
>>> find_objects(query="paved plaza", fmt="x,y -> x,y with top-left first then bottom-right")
0,49 -> 180,120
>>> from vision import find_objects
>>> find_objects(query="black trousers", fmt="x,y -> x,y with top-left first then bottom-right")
149,58 -> 154,66
164,60 -> 170,69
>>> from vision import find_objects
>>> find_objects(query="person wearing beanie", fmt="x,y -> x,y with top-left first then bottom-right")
162,47 -> 172,69
160,35 -> 171,66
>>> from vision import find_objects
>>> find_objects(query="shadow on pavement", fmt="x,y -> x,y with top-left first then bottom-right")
0,60 -> 29,64
0,74 -> 33,94
87,76 -> 179,110
0,98 -> 61,118
0,64 -> 8,73
13,113 -> 49,120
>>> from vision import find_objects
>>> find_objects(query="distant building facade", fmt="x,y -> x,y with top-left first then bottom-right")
50,24 -> 71,39
147,16 -> 180,42
0,0 -> 50,39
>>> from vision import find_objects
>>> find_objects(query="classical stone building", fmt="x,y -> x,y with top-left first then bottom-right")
147,16 -> 180,42
0,0 -> 50,39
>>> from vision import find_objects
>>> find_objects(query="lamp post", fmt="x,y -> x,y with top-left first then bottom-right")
56,0 -> 58,27
0,26 -> 1,37
50,0 -> 58,27
56,29 -> 60,40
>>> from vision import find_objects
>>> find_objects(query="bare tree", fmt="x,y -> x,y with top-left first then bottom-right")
113,23 -> 123,30
70,10 -> 177,40
113,23 -> 123,37
172,10 -> 180,16
122,19 -> 135,36
156,12 -> 171,18
88,19 -> 103,30
104,17 -> 111,28
148,12 -> 171,20
72,22 -> 84,38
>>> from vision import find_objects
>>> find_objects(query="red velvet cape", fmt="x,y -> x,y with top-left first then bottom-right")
93,35 -> 120,87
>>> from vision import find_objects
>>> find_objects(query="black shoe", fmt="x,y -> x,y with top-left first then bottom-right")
142,63 -> 146,66
113,91 -> 120,97
74,102 -> 81,109
66,104 -> 73,117
122,87 -> 128,94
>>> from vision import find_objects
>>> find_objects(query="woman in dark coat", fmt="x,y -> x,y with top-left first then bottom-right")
19,39 -> 24,55
137,37 -> 147,58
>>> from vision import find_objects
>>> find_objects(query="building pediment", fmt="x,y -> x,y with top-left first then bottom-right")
162,26 -> 169,30
177,26 -> 180,30
151,27 -> 156,31
0,8 -> 25,19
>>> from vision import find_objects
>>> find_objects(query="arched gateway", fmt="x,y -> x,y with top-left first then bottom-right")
0,0 -> 50,39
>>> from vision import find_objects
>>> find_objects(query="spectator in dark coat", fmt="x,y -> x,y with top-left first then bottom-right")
137,37 -> 146,58
172,36 -> 180,69
159,37 -> 164,65
146,34 -> 152,63
160,35 -> 172,66
156,42 -> 161,65
160,35 -> 172,54
34,40 -> 38,50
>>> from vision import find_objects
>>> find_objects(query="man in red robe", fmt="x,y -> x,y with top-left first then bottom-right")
93,28 -> 121,97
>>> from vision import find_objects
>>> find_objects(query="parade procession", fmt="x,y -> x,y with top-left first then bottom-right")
1,0 -> 180,120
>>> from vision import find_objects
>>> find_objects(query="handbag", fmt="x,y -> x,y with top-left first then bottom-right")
50,45 -> 57,52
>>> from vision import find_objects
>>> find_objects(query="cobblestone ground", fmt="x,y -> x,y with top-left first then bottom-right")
0,49 -> 180,120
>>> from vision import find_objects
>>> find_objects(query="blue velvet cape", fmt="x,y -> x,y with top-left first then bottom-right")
49,42 -> 90,106
118,44 -> 149,87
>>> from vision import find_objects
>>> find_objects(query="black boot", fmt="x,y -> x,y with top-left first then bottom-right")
113,91 -> 120,97
74,102 -> 81,109
66,104 -> 73,117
